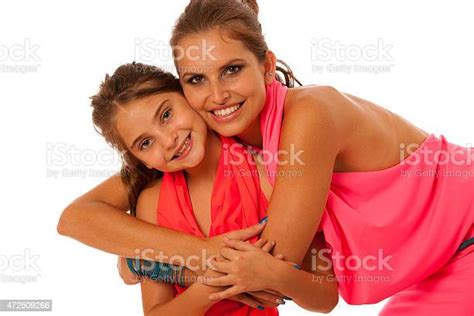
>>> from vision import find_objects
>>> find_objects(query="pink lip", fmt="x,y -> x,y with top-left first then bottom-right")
210,102 -> 244,124
174,134 -> 193,161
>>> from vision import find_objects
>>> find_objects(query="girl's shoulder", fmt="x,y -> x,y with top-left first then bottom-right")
136,178 -> 162,223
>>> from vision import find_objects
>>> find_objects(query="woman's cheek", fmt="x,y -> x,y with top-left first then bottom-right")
183,88 -> 204,111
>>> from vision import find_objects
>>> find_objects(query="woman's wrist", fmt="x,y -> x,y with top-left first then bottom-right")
271,258 -> 299,293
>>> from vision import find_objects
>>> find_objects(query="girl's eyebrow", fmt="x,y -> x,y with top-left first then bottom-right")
180,58 -> 246,77
129,99 -> 169,150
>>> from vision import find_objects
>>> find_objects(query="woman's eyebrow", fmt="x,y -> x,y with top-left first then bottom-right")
129,99 -> 169,150
180,58 -> 246,77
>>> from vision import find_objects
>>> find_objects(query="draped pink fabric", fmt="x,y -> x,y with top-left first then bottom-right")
156,135 -> 277,316
259,80 -> 474,314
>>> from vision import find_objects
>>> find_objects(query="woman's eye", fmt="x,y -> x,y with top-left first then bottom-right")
162,109 -> 172,122
139,139 -> 152,151
225,65 -> 242,75
188,76 -> 203,84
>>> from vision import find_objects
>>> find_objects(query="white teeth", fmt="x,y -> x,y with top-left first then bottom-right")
175,135 -> 191,158
213,104 -> 242,117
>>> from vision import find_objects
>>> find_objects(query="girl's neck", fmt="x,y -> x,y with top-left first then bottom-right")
184,129 -> 221,181
237,119 -> 262,148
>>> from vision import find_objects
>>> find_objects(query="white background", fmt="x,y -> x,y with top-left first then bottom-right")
1,0 -> 473,315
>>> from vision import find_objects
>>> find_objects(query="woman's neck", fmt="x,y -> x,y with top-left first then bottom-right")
184,129 -> 221,181
237,119 -> 263,148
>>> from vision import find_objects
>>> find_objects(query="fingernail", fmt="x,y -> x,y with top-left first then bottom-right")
257,305 -> 265,310
209,295 -> 217,300
223,237 -> 230,242
276,299 -> 285,304
259,216 -> 268,224
293,264 -> 301,270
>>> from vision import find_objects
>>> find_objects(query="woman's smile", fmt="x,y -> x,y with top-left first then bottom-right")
209,101 -> 245,123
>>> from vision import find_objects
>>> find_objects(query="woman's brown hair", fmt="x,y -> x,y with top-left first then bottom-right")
90,62 -> 182,215
170,0 -> 301,87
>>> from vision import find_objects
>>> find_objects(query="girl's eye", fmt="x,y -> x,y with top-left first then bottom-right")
162,108 -> 172,122
139,138 -> 153,151
225,65 -> 242,75
188,75 -> 203,84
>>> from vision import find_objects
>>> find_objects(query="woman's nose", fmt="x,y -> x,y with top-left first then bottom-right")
210,81 -> 230,105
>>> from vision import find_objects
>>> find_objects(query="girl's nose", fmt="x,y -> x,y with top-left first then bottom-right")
160,131 -> 179,153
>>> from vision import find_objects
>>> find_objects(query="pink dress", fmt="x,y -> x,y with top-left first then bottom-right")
156,135 -> 278,316
260,80 -> 474,315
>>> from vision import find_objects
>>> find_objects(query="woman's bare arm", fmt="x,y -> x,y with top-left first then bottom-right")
260,86 -> 350,264
271,232 -> 339,313
57,174 -> 208,261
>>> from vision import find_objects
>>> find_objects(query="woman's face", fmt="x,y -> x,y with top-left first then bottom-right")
115,91 -> 208,172
175,28 -> 274,138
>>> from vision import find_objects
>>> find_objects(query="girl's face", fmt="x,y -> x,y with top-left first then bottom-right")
116,91 -> 208,172
175,28 -> 275,138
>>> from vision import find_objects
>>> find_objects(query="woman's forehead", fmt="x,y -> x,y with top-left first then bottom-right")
175,29 -> 254,70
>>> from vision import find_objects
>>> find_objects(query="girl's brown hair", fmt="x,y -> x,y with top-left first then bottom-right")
170,0 -> 301,87
90,62 -> 182,215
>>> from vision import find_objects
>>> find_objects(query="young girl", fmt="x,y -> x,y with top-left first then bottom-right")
84,62 -> 337,315
58,0 -> 474,314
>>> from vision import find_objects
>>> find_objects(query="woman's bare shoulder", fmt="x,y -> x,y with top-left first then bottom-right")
284,85 -> 359,151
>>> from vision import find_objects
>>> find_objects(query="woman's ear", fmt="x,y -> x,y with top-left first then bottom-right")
263,50 -> 277,84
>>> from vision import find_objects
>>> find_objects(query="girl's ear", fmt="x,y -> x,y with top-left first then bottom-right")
263,50 -> 277,84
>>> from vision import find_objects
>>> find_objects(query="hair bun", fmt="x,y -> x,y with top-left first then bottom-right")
241,0 -> 259,15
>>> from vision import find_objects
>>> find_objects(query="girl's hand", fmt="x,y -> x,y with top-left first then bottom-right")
117,256 -> 142,285
201,256 -> 282,309
199,238 -> 283,300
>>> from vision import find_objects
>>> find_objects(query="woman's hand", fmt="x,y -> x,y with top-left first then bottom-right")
199,238 -> 291,300
117,256 -> 142,285
205,221 -> 267,258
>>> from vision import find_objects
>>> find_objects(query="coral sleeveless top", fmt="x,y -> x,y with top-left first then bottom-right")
156,135 -> 278,315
